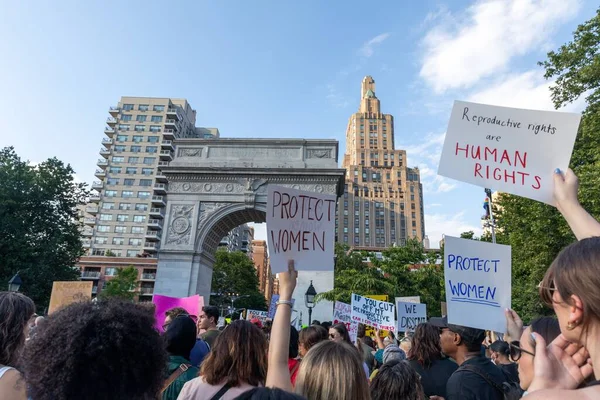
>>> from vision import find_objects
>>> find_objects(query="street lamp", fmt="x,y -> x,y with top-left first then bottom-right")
305,280 -> 317,325
8,273 -> 22,292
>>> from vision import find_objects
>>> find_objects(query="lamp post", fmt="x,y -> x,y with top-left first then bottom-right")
8,273 -> 22,292
305,280 -> 317,325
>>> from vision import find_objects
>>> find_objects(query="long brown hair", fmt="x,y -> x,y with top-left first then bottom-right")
0,291 -> 35,367
407,323 -> 443,367
295,340 -> 370,400
540,237 -> 600,339
299,325 -> 328,353
200,320 -> 267,387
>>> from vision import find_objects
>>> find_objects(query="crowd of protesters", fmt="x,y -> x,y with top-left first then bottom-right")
0,167 -> 599,399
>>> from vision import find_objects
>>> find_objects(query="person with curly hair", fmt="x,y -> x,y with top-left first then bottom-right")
22,299 -> 167,400
370,359 -> 426,400
0,291 -> 35,400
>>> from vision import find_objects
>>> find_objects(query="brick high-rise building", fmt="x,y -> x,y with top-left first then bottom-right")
251,240 -> 272,301
337,76 -> 425,248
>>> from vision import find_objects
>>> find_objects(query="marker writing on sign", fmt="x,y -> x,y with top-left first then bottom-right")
271,191 -> 336,221
461,107 -> 558,135
447,253 -> 500,307
270,230 -> 325,253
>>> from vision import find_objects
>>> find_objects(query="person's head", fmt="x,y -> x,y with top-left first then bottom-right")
0,292 -> 35,367
357,323 -> 366,339
514,317 -> 561,391
370,359 -> 425,400
289,325 -> 299,359
489,340 -> 510,364
408,323 -> 443,366
295,340 -> 370,400
383,344 -> 406,363
360,335 -> 374,350
22,299 -> 166,400
164,315 -> 197,360
299,325 -> 328,357
311,320 -> 321,326
201,320 -> 267,387
329,323 -> 351,344
399,336 -> 412,354
234,387 -> 307,400
199,305 -> 219,330
164,306 -> 188,330
321,321 -> 332,331
431,317 -> 485,360
539,237 -> 600,345
34,316 -> 45,326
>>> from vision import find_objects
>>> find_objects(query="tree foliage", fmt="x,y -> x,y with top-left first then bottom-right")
210,249 -> 267,315
0,147 -> 88,309
496,9 -> 600,322
99,266 -> 138,301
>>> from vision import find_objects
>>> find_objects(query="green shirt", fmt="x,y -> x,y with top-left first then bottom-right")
201,329 -> 220,349
162,355 -> 199,400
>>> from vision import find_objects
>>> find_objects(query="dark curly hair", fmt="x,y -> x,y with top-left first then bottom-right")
408,323 -> 443,367
370,360 -> 425,400
0,291 -> 35,367
22,299 -> 167,400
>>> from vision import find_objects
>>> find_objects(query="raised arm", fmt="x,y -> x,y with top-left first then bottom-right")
265,260 -> 297,392
554,169 -> 600,240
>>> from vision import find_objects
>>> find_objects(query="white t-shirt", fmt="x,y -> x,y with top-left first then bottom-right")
177,377 -> 255,400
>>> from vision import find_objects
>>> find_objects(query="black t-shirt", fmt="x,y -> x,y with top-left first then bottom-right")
499,362 -> 519,385
446,356 -> 508,400
408,358 -> 458,398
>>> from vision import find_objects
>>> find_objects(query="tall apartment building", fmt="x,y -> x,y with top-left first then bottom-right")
251,240 -> 273,301
81,97 -> 219,259
337,76 -> 425,248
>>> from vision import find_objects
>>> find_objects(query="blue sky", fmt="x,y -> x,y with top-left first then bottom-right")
0,0 -> 595,247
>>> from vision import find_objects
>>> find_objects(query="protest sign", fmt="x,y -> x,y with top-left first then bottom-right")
333,301 -> 358,342
438,100 -> 581,205
152,294 -> 204,332
444,236 -> 511,332
441,302 -> 447,316
266,185 -> 337,273
268,294 -> 296,319
365,295 -> 391,337
395,296 -> 420,304
350,293 -> 396,332
246,309 -> 269,324
396,302 -> 427,333
48,281 -> 93,314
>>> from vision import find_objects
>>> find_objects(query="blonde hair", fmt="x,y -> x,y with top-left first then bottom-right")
295,340 -> 370,400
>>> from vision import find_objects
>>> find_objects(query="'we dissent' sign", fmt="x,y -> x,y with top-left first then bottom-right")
267,185 -> 336,274
438,101 -> 581,205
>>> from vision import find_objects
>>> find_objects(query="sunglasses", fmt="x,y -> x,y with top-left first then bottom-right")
509,341 -> 535,362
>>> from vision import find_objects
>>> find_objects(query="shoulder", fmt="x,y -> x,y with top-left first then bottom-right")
0,369 -> 27,400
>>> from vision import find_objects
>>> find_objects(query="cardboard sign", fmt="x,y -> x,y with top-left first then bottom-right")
438,100 -> 581,204
350,293 -> 396,332
246,309 -> 269,324
444,236 -> 511,332
267,294 -> 296,319
266,185 -> 337,273
48,281 -> 93,314
152,294 -> 204,332
396,296 -> 421,304
397,302 -> 427,333
333,301 -> 358,342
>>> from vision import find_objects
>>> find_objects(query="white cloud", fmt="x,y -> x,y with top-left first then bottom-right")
419,0 -> 581,93
359,33 -> 391,57
425,211 -> 482,248
325,84 -> 350,108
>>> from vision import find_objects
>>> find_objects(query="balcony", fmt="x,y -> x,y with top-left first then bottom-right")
94,169 -> 106,178
85,205 -> 98,214
140,273 -> 156,281
155,171 -> 167,182
106,117 -> 117,126
108,106 -> 120,116
140,287 -> 155,295
99,147 -> 110,158
161,140 -> 174,150
167,107 -> 181,120
151,195 -> 166,206
165,119 -> 179,130
101,138 -> 113,147
81,271 -> 101,279
147,219 -> 163,229
153,183 -> 167,194
97,159 -> 108,168
145,230 -> 160,241
89,195 -> 101,203
84,217 -> 96,226
143,242 -> 159,252
149,208 -> 165,218
82,239 -> 91,248
104,127 -> 115,137
82,229 -> 93,237
92,181 -> 103,190
163,129 -> 175,139
91,286 -> 98,294
159,150 -> 173,161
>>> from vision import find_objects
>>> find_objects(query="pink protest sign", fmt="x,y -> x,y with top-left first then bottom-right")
153,294 -> 204,332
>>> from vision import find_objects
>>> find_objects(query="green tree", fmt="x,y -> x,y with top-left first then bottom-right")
496,9 -> 600,322
0,147 -> 88,309
99,266 -> 138,301
210,249 -> 267,316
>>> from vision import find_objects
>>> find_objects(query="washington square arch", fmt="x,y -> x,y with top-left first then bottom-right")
154,137 -> 345,320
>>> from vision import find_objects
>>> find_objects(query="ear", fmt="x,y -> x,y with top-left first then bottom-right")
569,294 -> 584,325
453,332 -> 462,346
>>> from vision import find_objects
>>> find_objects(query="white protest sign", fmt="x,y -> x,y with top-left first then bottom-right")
267,294 -> 296,319
267,185 -> 337,273
333,301 -> 358,342
246,309 -> 269,324
350,293 -> 396,332
444,236 -> 511,333
438,100 -> 581,205
395,296 -> 421,304
396,302 -> 427,333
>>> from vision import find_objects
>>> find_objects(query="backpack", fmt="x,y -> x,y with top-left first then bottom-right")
457,364 -> 522,400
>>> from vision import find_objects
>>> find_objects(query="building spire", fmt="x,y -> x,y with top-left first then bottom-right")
359,76 -> 380,114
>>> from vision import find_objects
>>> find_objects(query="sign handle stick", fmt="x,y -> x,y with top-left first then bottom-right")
484,188 -> 497,244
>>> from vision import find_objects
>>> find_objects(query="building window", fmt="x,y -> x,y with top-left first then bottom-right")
133,215 -> 146,223
122,104 -> 134,111
129,238 -> 143,246
135,203 -> 148,211
123,179 -> 135,186
412,221 -> 417,227
131,226 -> 144,234
148,136 -> 160,143
151,116 -> 163,123
130,145 -> 142,153
119,203 -> 132,210
126,250 -> 139,257
143,157 -> 155,164
108,167 -> 121,174
114,226 -> 127,233
94,237 -> 108,244
107,178 -> 119,185
122,191 -> 134,198
105,190 -> 118,197
114,145 -> 126,153
139,179 -> 152,187
137,191 -> 151,199
153,105 -> 165,112
141,168 -> 153,175
132,135 -> 144,143
118,124 -> 130,131
97,225 -> 110,232
344,235 -> 348,243
150,125 -> 161,133
116,134 -> 128,142
101,202 -> 115,210
125,167 -> 137,175
354,236 -> 359,244
354,228 -> 359,234
136,115 -> 147,122
146,146 -> 157,153
112,237 -> 125,245
128,157 -> 139,164
139,104 -> 149,111
411,194 -> 415,201
121,114 -> 132,122
105,267 -> 117,276
135,125 -> 146,132
111,156 -> 124,163
117,214 -> 129,222
99,214 -> 112,221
